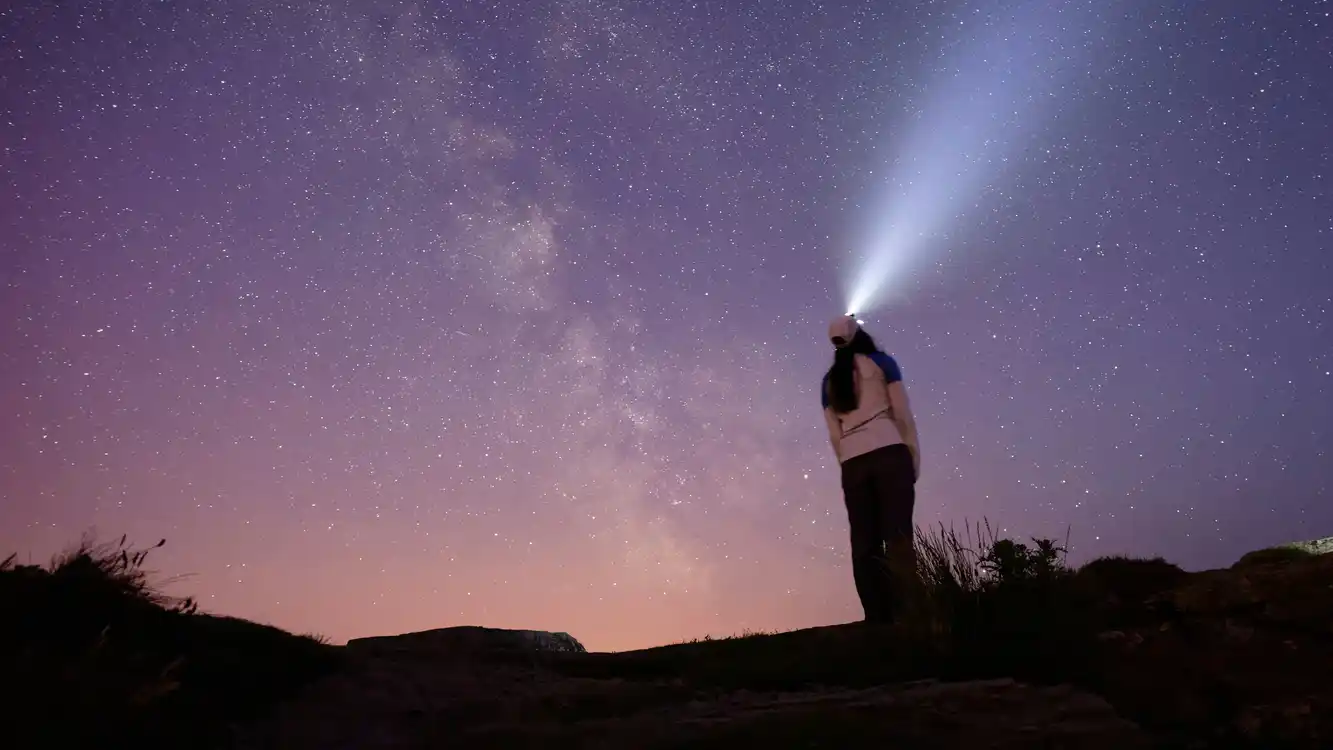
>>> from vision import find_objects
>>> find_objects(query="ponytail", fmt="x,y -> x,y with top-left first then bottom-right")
827,347 -> 859,413
825,328 -> 881,414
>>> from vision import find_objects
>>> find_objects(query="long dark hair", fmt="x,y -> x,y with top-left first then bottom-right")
826,328 -> 881,414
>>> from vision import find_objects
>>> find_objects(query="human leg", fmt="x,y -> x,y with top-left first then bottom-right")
842,453 -> 893,622
872,443 -> 918,620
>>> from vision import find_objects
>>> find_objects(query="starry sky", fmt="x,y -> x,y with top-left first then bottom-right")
2,0 -> 1330,652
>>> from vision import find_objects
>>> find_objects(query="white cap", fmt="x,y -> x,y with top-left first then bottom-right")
828,315 -> 860,348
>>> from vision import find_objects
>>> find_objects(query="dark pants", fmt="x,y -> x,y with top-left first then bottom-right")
841,443 -> 917,623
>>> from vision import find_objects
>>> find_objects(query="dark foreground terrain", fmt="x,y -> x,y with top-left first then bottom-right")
4,533 -> 1332,749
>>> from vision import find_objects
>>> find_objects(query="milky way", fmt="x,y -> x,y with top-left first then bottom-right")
2,0 -> 1330,651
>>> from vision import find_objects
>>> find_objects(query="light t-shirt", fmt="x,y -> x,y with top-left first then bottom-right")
821,351 -> 905,464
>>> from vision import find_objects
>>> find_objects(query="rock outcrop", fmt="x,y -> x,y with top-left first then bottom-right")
456,678 -> 1152,749
1092,540 -> 1333,746
1234,535 -> 1333,567
230,664 -> 1149,749
348,625 -> 587,660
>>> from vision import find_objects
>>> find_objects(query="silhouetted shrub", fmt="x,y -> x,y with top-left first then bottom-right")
903,520 -> 1102,683
979,536 -> 1069,584
1,533 -> 341,749
1072,554 -> 1188,626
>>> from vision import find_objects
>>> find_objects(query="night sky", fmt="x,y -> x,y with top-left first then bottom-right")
3,0 -> 1330,652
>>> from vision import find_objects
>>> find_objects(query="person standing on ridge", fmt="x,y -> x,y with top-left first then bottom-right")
821,314 -> 921,624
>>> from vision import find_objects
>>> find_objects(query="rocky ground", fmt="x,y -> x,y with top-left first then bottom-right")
224,540 -> 1333,750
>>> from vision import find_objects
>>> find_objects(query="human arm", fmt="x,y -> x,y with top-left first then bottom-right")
819,374 -> 842,460
823,407 -> 842,461
869,352 -> 920,480
887,380 -> 920,480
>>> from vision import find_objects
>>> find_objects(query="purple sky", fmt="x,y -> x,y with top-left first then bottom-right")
2,0 -> 1329,652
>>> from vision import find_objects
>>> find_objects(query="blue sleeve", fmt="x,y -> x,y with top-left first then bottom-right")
820,373 -> 830,409
869,351 -> 903,384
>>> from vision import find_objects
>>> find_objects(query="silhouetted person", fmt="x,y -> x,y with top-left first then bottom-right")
821,315 -> 921,623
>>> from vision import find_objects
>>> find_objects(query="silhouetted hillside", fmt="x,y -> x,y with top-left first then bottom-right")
0,535 -> 341,749
5,529 -> 1331,749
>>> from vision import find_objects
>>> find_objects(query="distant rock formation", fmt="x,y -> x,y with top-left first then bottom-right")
347,625 -> 587,660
